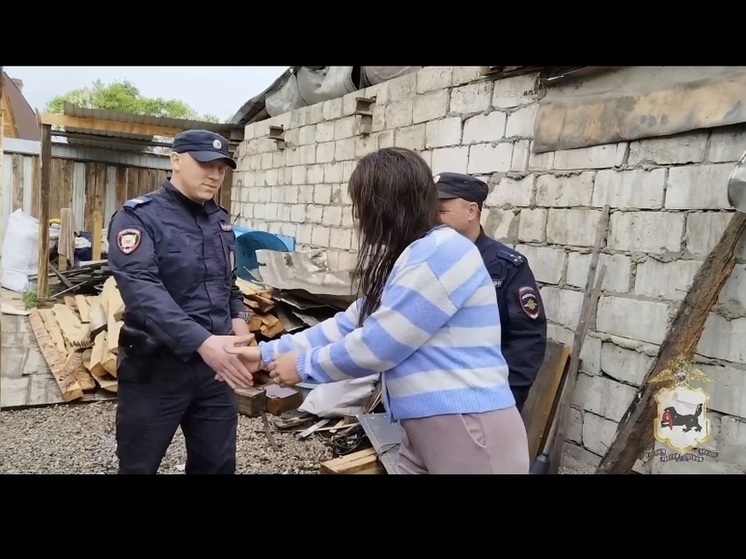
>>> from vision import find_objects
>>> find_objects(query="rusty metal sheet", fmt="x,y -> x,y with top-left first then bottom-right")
534,67 -> 746,153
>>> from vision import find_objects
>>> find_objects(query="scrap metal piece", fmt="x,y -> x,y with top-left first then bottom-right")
357,412 -> 405,474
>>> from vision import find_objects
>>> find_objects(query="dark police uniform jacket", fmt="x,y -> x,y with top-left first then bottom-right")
475,228 -> 548,391
107,180 -> 245,362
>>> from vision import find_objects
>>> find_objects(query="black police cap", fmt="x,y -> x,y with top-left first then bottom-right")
172,129 -> 236,169
434,172 -> 489,207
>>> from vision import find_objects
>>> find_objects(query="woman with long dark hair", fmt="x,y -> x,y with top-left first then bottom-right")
228,147 -> 530,474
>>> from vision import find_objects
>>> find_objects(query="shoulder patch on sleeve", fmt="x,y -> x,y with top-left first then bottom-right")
517,285 -> 541,319
123,196 -> 152,210
116,228 -> 142,255
496,246 -> 525,267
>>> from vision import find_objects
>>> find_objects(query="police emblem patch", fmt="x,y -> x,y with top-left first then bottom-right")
518,285 -> 540,319
220,222 -> 233,232
116,228 -> 142,255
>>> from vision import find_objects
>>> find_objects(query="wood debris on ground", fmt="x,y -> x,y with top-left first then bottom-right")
27,275 -> 122,402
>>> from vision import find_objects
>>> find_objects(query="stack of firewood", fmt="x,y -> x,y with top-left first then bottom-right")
28,276 -> 122,402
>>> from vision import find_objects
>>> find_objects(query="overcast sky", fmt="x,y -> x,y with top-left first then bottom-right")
3,66 -> 288,122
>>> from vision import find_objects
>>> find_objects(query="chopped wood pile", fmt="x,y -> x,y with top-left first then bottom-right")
28,275 -> 122,402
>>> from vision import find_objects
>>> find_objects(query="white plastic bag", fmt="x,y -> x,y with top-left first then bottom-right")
298,374 -> 378,418
1,209 -> 40,292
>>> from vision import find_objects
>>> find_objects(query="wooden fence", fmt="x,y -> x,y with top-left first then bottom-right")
0,138 -> 233,255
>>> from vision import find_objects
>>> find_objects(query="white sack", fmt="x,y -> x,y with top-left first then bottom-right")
298,375 -> 378,418
1,209 -> 40,292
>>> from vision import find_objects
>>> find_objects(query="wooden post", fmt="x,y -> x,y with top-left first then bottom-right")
548,205 -> 610,473
596,211 -> 746,473
36,123 -> 52,303
91,210 -> 102,260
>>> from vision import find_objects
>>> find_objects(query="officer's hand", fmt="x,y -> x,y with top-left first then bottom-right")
197,335 -> 255,389
224,345 -> 265,373
268,352 -> 302,388
231,319 -> 252,340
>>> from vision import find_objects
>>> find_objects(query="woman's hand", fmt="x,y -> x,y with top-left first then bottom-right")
268,352 -> 302,387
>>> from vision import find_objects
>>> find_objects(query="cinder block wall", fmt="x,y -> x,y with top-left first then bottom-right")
232,66 -> 746,474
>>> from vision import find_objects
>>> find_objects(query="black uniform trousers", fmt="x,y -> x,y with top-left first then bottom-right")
115,348 -> 238,474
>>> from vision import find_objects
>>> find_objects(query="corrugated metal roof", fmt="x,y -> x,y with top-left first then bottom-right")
59,102 -> 241,153
63,102 -> 239,133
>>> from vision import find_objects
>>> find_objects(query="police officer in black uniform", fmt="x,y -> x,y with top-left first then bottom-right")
435,172 -> 547,412
107,129 -> 256,475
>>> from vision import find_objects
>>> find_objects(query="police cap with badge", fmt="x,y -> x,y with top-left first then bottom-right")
172,129 -> 237,170
434,172 -> 489,209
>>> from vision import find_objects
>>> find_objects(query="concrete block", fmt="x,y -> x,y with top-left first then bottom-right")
540,286 -> 584,329
416,66 -> 453,93
306,164 -> 324,184
452,66 -> 483,86
573,373 -> 637,422
561,442 -> 600,473
413,90 -> 449,124
307,102 -> 324,125
536,172 -> 595,207
516,208 -> 547,243
554,143 -> 627,170
316,142 -> 335,163
718,263 -> 746,309
467,143 -> 513,174
546,209 -> 602,247
581,412 -> 617,458
565,252 -> 632,293
298,124 -> 317,145
463,112 -> 506,144
684,211 -> 746,259
482,208 -> 519,242
450,81 -> 493,115
600,343 -> 653,387
627,131 -> 708,165
387,73 -> 416,102
492,73 -> 540,109
355,134 -> 379,158
579,335 -> 602,375
596,295 -> 671,345
592,168 -> 666,209
263,169 -> 277,186
341,91 -> 360,117
634,258 -> 703,300
528,144 -> 555,171
260,152 -> 273,170
698,314 -> 746,364
295,224 -> 312,245
717,415 -> 746,464
297,184 -> 314,204
334,116 -> 356,140
384,100 -> 413,129
300,144 -> 316,168
322,98 -> 343,121
707,124 -> 746,163
334,138 -> 355,161
485,174 -> 534,208
329,228 -> 353,250
514,244 -> 565,284
425,117 -> 462,148
511,139 -> 531,172
290,106 -> 308,129
290,204 -> 306,223
394,124 -> 426,151
567,408 -> 583,445
431,146 -> 469,175
505,105 -> 538,138
322,206 -> 342,227
665,163 -> 734,209
338,251 -> 358,270
315,121 -> 334,144
311,226 -> 331,247
608,211 -> 685,253
313,185 -> 332,205
284,185 -> 300,204
378,130 -> 395,149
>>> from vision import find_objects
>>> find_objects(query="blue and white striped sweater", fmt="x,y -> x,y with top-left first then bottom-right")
259,225 -> 515,421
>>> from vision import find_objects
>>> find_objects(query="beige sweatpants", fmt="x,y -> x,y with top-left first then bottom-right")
396,407 -> 530,474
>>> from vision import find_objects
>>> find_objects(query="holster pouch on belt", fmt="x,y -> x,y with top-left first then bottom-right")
119,323 -> 162,357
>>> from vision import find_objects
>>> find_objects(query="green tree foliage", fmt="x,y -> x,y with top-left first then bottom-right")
45,79 -> 221,122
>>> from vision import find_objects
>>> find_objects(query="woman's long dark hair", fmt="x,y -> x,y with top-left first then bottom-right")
348,147 -> 440,326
